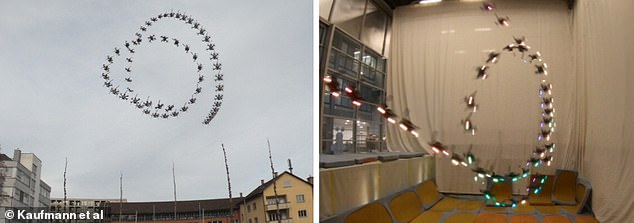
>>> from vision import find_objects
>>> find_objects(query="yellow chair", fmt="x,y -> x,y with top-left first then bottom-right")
428,197 -> 461,212
552,169 -> 578,205
409,211 -> 445,223
560,182 -> 589,214
415,179 -> 444,209
388,191 -> 423,223
456,200 -> 485,211
528,174 -> 555,206
490,180 -> 513,203
484,177 -> 512,211
415,179 -> 483,212
345,202 -> 393,223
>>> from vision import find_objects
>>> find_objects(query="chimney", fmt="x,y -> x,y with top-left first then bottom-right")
261,179 -> 264,185
273,172 -> 278,178
240,193 -> 243,198
13,149 -> 21,161
307,176 -> 314,185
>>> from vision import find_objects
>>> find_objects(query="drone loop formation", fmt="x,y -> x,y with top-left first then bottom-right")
321,3 -> 558,207
444,34 -> 554,204
100,11 -> 224,125
438,2 -> 556,207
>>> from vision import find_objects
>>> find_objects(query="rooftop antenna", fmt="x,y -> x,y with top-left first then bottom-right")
172,161 -> 177,220
267,138 -> 281,221
288,159 -> 293,174
120,172 -> 123,222
0,145 -> 4,203
221,144 -> 233,223
63,157 -> 68,213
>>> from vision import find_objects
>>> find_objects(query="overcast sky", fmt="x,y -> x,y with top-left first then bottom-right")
0,1 -> 313,202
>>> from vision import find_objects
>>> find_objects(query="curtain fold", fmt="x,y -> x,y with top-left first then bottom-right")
387,0 -> 634,222
572,1 -> 634,222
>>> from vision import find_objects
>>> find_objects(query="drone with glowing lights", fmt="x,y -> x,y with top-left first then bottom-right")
323,75 -> 421,138
100,10 -> 224,125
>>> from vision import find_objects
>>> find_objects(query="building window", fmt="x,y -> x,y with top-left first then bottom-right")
320,6 -> 390,155
19,190 -> 25,202
248,219 -> 252,223
283,180 -> 292,188
298,210 -> 308,218
296,194 -> 305,203
254,217 -> 258,223
247,204 -> 251,212
252,202 -> 256,210
269,213 -> 281,221
266,195 -> 288,205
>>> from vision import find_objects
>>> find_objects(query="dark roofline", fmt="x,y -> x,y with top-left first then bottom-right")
110,197 -> 244,215
0,153 -> 12,161
243,171 -> 312,202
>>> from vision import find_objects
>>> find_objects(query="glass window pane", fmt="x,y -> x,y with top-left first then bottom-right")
332,31 -> 362,58
358,83 -> 383,104
319,23 -> 327,66
362,50 -> 380,69
361,2 -> 387,54
323,74 -> 356,117
358,103 -> 382,123
319,0 -> 334,20
322,117 -> 356,154
319,23 -> 327,45
377,58 -> 386,73
360,64 -> 385,88
355,121 -> 382,153
330,0 -> 367,39
328,50 -> 360,78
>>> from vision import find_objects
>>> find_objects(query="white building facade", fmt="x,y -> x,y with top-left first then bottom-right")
0,149 -> 51,210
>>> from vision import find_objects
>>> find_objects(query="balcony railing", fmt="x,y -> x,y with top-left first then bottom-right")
267,218 -> 292,223
265,202 -> 290,211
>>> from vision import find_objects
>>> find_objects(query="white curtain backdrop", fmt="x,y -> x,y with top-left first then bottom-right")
387,0 -> 576,195
573,0 -> 634,222
387,0 -> 634,222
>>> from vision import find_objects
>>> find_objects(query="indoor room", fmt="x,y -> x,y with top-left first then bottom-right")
318,0 -> 634,223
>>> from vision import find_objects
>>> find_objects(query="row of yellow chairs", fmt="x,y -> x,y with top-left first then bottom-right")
332,170 -> 597,223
